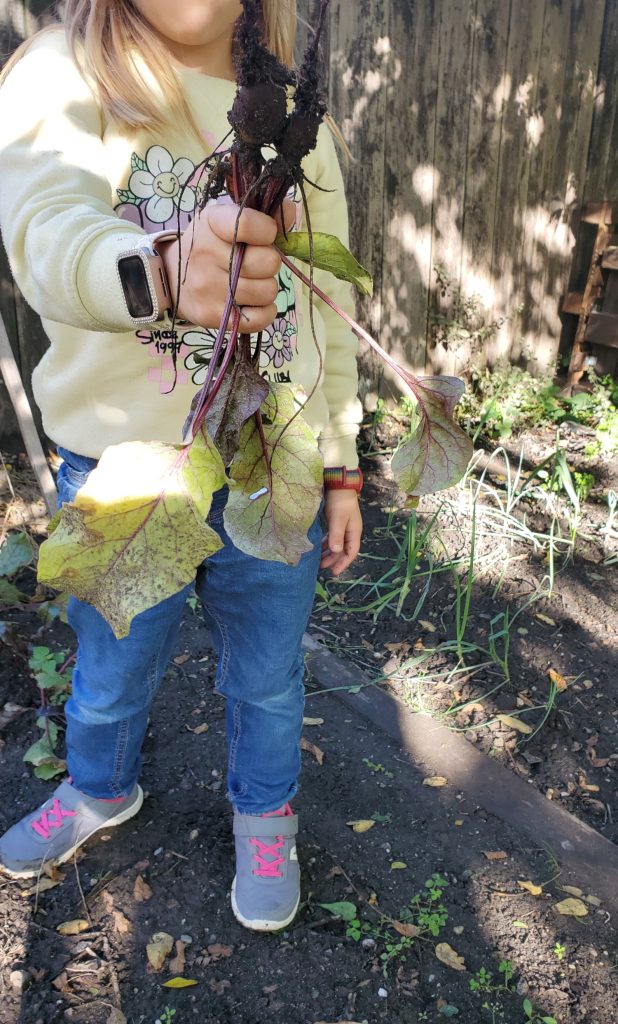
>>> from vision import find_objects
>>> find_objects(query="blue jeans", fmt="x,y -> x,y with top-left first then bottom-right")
56,447 -> 322,814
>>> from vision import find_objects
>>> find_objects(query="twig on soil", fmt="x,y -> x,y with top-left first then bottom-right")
100,934 -> 122,1007
74,853 -> 92,926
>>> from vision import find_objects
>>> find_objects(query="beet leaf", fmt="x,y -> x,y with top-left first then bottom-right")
275,230 -> 373,296
224,383 -> 323,564
38,431 -> 226,638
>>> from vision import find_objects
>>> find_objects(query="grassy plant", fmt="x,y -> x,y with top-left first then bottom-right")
553,942 -> 566,962
470,960 -> 515,995
23,646 -> 73,780
522,997 -> 557,1024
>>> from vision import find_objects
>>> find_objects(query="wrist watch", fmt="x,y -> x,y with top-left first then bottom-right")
323,466 -> 363,493
116,230 -> 178,324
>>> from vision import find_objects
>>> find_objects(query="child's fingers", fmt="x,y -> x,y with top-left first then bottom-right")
226,303 -> 278,334
274,198 -> 298,235
207,203 -> 278,246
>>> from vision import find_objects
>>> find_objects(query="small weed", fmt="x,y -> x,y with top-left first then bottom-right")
470,960 -> 514,996
362,757 -> 394,779
156,1010 -> 177,1024
186,592 -> 199,614
522,997 -> 557,1024
23,646 -> 73,780
553,941 -> 567,962
402,873 -> 449,937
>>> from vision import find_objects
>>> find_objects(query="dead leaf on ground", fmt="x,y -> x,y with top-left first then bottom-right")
586,894 -> 602,907
517,880 -> 543,896
173,654 -> 191,665
561,885 -> 583,897
346,819 -> 375,833
169,940 -> 186,975
107,1009 -> 127,1024
300,736 -> 324,765
384,641 -> 412,654
393,921 -> 420,938
535,613 -> 556,627
483,851 -> 508,861
325,865 -> 343,881
112,910 -> 132,935
496,714 -> 532,735
163,977 -> 198,988
555,897 -> 588,917
147,931 -> 174,971
0,702 -> 27,730
302,716 -> 324,726
210,978 -> 231,994
207,943 -> 233,960
52,972 -> 70,993
435,942 -> 466,971
41,861 -> 66,881
391,861 -> 407,870
186,722 -> 209,735
418,619 -> 437,632
20,875 -> 64,898
423,776 -> 448,787
134,874 -> 152,902
548,668 -> 568,692
56,919 -> 90,936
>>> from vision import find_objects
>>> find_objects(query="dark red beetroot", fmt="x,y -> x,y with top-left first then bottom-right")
229,81 -> 288,149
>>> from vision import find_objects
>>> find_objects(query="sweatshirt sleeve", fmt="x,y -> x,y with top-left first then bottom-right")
0,31 -> 144,332
302,124 -> 363,469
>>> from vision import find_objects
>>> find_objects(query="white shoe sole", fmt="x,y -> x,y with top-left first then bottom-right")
0,785 -> 144,880
230,875 -> 300,932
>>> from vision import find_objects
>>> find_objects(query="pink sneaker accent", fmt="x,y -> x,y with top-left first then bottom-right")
261,803 -> 293,818
250,836 -> 285,877
30,798 -> 77,840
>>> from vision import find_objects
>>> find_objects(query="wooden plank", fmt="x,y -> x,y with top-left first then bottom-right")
584,0 -> 618,202
328,0 -> 389,402
602,249 -> 618,270
585,311 -> 618,348
581,200 -> 618,224
302,633 -> 618,915
458,0 -> 512,375
489,0 -> 546,365
428,0 -> 478,375
379,0 -> 440,387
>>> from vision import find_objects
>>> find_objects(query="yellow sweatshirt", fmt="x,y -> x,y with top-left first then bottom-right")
0,30 -> 362,467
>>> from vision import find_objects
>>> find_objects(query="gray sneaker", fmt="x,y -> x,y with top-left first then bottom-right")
0,779 -> 143,879
231,806 -> 300,932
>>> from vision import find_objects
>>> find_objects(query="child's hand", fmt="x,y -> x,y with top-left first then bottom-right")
159,202 -> 289,331
320,490 -> 363,576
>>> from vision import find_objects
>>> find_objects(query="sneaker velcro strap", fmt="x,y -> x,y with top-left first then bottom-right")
233,813 -> 298,838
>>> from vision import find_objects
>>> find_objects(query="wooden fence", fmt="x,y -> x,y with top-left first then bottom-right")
1,0 -> 618,446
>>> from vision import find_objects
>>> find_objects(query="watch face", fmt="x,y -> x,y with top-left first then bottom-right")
118,254 -> 154,319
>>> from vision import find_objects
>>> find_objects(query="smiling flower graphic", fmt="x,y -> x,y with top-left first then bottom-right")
126,145 -> 197,223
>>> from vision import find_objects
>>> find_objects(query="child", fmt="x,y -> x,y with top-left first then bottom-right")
0,0 -> 362,932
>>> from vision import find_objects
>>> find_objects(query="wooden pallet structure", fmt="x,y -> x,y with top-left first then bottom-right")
565,201 -> 618,391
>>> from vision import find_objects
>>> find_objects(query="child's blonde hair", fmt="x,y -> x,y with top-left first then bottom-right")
2,0 -> 297,136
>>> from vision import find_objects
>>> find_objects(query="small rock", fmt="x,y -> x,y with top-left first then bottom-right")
10,970 -> 30,994
189,829 -> 199,840
362,937 -> 376,950
180,934 -> 193,944
517,980 -> 529,995
154,847 -> 164,856
453,925 -> 464,935
311,988 -> 320,999
378,987 -> 388,998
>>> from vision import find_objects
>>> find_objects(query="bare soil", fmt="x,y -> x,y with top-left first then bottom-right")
0,441 -> 617,1024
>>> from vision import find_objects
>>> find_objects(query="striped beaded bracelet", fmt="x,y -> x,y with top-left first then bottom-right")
323,466 -> 363,493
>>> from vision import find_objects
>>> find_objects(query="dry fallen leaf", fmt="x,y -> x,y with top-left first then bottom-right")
390,861 -> 407,870
0,702 -> 27,730
209,978 -> 231,994
186,722 -> 209,735
483,851 -> 508,861
423,776 -> 448,787
393,920 -> 420,938
300,737 -> 324,765
496,714 -> 532,735
303,716 -> 324,726
555,897 -> 588,917
20,876 -> 65,898
112,910 -> 132,935
169,939 -> 186,975
535,612 -> 556,627
418,619 -> 437,632
147,932 -> 174,971
454,819 -> 464,827
435,942 -> 466,971
56,919 -> 90,936
51,972 -> 70,993
163,977 -> 198,989
517,880 -> 543,896
346,819 -> 375,833
173,653 -> 191,665
134,875 -> 153,903
207,943 -> 233,960
561,885 -> 583,897
548,668 -> 568,692
586,895 -> 602,907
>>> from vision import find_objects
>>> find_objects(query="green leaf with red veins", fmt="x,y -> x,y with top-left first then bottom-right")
224,383 -> 323,565
37,431 -> 226,639
205,346 -> 269,465
391,376 -> 473,496
275,231 -> 373,297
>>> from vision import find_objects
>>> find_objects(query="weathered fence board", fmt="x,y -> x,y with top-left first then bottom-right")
1,0 -> 618,448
